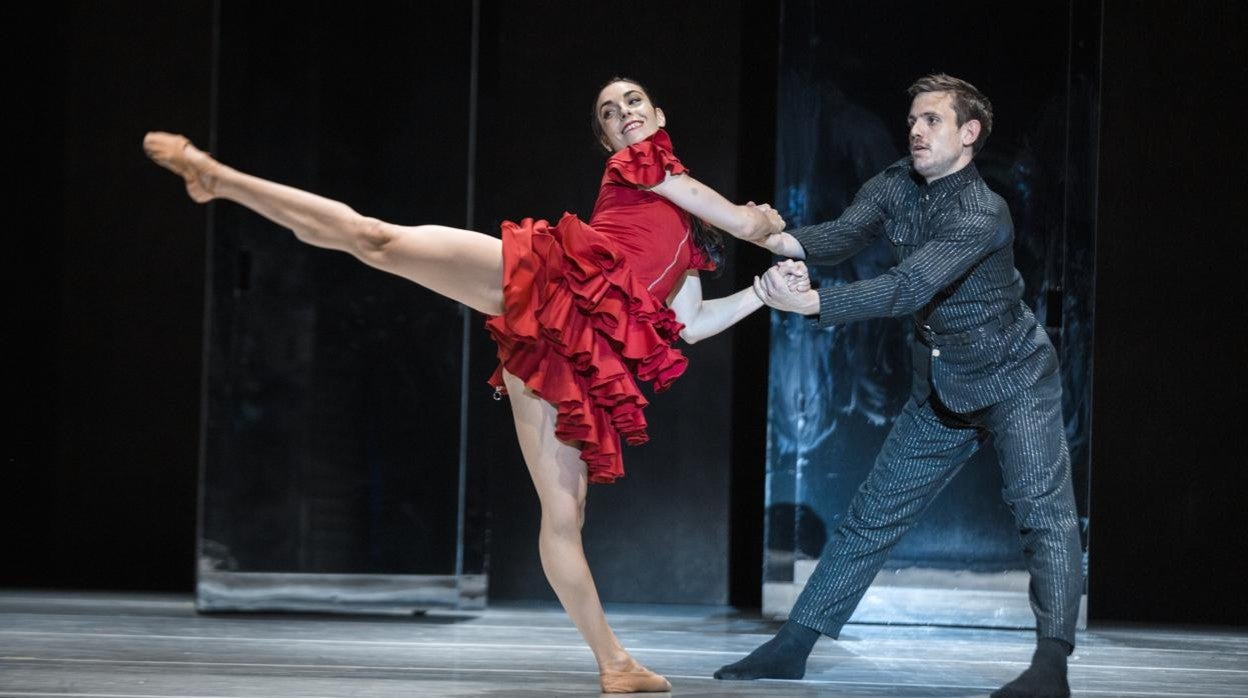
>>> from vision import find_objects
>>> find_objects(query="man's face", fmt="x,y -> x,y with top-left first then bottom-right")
907,91 -> 977,182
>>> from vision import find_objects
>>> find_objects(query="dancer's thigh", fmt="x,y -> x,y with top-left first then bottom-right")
371,223 -> 503,315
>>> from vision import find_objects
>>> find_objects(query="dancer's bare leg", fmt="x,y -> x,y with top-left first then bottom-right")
145,131 -> 664,690
143,132 -> 503,315
502,369 -> 671,694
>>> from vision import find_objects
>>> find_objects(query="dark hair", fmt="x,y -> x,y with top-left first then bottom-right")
907,73 -> 994,154
591,76 -> 724,272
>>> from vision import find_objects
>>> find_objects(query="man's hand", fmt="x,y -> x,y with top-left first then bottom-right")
781,260 -> 811,292
754,260 -> 820,315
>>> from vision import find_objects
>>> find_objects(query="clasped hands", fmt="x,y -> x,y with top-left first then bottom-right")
741,203 -> 819,315
754,259 -> 819,315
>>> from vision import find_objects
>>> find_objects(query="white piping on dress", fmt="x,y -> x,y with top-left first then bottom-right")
647,230 -> 691,292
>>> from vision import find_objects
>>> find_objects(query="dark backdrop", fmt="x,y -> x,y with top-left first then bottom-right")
1088,0 -> 1248,625
2,0 -> 775,605
5,0 -> 1246,626
198,0 -> 474,579
5,1 -> 211,591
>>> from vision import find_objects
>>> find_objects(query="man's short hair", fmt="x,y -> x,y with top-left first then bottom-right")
908,74 -> 994,154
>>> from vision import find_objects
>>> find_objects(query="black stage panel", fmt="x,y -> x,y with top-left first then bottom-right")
199,2 -> 484,610
1089,0 -> 1248,626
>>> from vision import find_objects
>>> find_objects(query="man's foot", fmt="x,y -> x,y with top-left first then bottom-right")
142,132 -> 219,203
714,620 -> 820,681
991,638 -> 1071,698
599,657 -> 671,693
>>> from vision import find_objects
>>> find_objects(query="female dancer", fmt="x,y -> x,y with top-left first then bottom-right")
145,77 -> 790,693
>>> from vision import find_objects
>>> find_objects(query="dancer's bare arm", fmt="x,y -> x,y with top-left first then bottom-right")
649,173 -> 783,243
756,230 -> 807,258
667,272 -> 764,344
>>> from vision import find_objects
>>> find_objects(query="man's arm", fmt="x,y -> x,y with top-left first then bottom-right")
757,205 -> 1008,326
776,176 -> 890,264
810,206 -> 1006,326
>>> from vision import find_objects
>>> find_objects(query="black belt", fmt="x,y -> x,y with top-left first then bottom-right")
916,304 -> 1024,347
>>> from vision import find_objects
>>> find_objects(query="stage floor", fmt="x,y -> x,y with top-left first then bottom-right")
0,591 -> 1244,697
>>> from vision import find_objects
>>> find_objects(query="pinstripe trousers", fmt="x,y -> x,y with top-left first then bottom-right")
787,367 -> 1083,646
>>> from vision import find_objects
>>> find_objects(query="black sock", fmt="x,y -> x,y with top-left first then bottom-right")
714,620 -> 820,680
991,637 -> 1072,698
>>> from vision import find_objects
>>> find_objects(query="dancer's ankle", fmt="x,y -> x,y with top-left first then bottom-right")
597,649 -> 636,673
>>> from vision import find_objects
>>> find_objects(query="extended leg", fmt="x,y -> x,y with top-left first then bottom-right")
143,132 -> 503,315
502,370 -> 670,694
716,397 -> 980,680
988,370 -> 1081,698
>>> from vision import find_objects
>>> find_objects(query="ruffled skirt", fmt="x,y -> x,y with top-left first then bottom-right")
484,214 -> 688,484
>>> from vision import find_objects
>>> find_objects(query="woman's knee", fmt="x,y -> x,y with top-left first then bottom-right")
350,216 -> 395,262
540,499 -> 587,540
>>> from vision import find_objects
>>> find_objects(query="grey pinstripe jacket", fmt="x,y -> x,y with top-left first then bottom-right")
790,158 -> 1058,413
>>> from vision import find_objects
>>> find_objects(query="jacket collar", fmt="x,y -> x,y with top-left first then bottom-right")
914,159 -> 980,195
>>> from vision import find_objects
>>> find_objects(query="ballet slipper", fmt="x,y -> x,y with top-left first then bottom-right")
598,658 -> 672,693
142,131 -> 219,203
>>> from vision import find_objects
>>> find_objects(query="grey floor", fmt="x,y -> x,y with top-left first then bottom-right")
1,591 -> 1244,697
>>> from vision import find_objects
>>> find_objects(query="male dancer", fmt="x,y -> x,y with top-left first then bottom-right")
724,74 -> 1081,698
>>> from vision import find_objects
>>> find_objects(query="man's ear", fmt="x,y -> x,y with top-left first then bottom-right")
656,107 -> 667,129
961,119 -> 981,148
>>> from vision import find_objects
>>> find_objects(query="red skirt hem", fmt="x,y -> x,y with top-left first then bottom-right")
484,214 -> 687,484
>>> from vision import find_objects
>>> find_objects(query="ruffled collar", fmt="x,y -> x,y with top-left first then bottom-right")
645,129 -> 674,151
612,128 -> 673,156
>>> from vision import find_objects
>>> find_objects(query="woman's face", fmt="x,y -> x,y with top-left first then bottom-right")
595,81 -> 666,152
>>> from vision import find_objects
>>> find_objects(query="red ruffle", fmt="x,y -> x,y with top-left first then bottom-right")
485,214 -> 689,484
605,129 -> 688,188
687,237 -> 717,273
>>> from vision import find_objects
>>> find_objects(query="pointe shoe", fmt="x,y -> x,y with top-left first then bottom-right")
599,659 -> 672,694
142,131 -> 219,203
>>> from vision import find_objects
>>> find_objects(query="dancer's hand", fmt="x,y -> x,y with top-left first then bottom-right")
743,202 -> 785,243
733,201 -> 783,244
745,202 -> 803,255
754,261 -> 819,315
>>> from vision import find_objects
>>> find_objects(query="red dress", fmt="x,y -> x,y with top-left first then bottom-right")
485,130 -> 714,484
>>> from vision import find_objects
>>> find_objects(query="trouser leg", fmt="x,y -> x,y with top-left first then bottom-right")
987,370 -> 1083,647
788,397 -> 981,637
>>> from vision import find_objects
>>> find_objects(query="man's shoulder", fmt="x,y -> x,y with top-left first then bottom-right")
858,158 -> 915,199
878,157 -> 913,180
957,172 -> 1007,217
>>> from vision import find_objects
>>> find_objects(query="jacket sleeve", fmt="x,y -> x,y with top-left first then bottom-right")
811,203 -> 1009,328
790,175 -> 887,266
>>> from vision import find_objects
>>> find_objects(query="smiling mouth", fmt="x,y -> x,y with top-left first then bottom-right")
621,120 -> 643,135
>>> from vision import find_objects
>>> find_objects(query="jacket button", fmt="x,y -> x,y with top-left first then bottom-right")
932,348 -> 941,358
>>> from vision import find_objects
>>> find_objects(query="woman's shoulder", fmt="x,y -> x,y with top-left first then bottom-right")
605,130 -> 687,188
